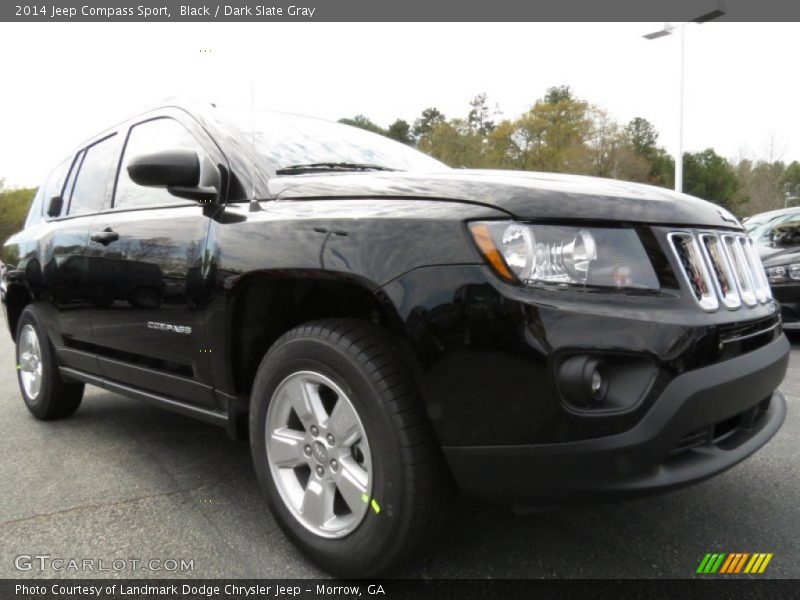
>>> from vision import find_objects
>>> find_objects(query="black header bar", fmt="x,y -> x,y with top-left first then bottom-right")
3,0 -> 800,22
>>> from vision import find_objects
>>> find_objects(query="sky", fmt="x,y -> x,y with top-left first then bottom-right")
1,21 -> 798,187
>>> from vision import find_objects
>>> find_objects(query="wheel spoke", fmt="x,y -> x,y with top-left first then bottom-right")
286,379 -> 328,431
300,479 -> 335,527
328,397 -> 360,446
268,427 -> 307,467
335,455 -> 369,513
19,352 -> 33,371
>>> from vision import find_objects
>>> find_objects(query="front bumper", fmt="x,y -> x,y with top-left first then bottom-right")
443,335 -> 789,504
772,283 -> 800,329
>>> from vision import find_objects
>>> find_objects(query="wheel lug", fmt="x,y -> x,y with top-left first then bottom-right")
310,425 -> 319,436
316,466 -> 324,477
327,434 -> 335,445
330,459 -> 338,471
303,445 -> 311,456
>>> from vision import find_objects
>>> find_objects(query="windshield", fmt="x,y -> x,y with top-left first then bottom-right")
749,213 -> 800,244
216,107 -> 448,173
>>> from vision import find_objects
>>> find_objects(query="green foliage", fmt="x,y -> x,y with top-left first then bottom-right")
626,117 -> 659,156
0,185 -> 36,245
387,119 -> 413,145
412,108 -> 446,141
338,115 -> 386,136
683,149 -> 740,212
784,161 -> 800,187
624,118 -> 674,187
418,120 -> 485,168
543,85 -> 574,105
467,93 -> 495,136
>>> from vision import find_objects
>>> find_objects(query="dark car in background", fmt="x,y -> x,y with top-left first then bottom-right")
746,206 -> 800,244
0,102 -> 790,576
757,214 -> 800,331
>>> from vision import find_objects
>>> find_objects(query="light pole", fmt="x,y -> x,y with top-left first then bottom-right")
644,8 -> 726,194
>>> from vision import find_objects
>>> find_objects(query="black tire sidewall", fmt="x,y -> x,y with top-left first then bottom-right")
250,333 -> 408,576
15,307 -> 53,415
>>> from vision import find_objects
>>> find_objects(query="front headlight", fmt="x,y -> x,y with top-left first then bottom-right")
469,221 -> 659,290
766,263 -> 800,283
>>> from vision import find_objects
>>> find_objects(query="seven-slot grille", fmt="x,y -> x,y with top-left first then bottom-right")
667,231 -> 772,312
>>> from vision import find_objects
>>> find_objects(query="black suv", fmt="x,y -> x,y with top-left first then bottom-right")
2,102 -> 789,576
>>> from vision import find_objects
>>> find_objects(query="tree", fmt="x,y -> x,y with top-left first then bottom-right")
623,117 -> 674,187
386,119 -> 413,145
543,85 -> 574,105
510,87 -> 593,172
585,111 -> 650,182
733,159 -> 787,216
0,184 -> 36,244
338,115 -> 386,136
412,107 -> 446,141
467,93 -> 495,136
784,161 -> 800,186
683,149 -> 740,212
417,120 -> 484,168
626,117 -> 659,158
783,161 -> 800,208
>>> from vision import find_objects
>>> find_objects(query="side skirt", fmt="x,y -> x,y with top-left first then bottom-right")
59,366 -> 228,427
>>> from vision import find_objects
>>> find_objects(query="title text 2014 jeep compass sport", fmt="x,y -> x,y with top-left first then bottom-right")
2,102 -> 789,576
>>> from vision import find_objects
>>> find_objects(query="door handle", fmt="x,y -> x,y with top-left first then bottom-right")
90,227 -> 119,245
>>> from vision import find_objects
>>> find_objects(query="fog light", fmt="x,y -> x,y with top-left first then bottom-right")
558,355 -> 608,407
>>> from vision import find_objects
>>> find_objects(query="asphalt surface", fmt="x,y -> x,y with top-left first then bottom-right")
0,332 -> 798,579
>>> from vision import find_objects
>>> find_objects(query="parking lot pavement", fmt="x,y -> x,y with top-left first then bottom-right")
0,331 -> 798,579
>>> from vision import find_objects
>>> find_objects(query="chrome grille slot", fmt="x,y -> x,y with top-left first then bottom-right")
743,236 -> 773,303
722,234 -> 758,307
699,233 -> 741,309
670,229 -> 772,312
668,232 -> 718,311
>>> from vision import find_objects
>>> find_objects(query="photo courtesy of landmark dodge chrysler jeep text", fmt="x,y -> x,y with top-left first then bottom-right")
1,102 -> 789,576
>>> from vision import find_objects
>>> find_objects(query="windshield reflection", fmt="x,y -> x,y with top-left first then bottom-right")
216,108 -> 448,173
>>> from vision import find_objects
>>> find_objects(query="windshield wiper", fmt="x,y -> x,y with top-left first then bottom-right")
275,162 -> 397,175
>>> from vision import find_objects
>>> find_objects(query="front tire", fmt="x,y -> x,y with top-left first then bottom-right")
15,305 -> 84,420
249,319 -> 446,577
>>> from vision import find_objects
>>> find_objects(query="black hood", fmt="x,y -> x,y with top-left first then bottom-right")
267,169 -> 742,229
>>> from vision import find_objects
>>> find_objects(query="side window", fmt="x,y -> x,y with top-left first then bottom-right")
27,157 -> 71,225
24,188 -> 45,228
68,135 -> 118,216
62,150 -> 85,214
114,118 -> 207,208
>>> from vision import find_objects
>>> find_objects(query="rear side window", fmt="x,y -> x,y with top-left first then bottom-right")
24,189 -> 45,228
26,157 -> 71,225
114,118 -> 207,208
68,135 -> 118,216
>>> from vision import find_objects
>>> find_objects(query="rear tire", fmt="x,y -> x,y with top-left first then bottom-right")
15,305 -> 84,420
249,318 -> 447,577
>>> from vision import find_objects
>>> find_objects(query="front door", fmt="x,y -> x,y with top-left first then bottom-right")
85,116 -> 220,408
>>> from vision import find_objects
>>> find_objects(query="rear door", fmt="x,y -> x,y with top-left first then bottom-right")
41,135 -> 121,375
84,113 -> 221,408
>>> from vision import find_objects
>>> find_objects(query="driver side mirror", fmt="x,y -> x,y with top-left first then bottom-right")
47,196 -> 63,217
127,149 -> 220,203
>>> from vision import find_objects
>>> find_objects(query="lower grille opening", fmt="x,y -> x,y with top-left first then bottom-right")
667,397 -> 773,459
713,414 -> 741,442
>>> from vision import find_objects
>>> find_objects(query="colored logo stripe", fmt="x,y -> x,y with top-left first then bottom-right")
697,553 -> 773,574
744,553 -> 773,574
697,553 -> 726,573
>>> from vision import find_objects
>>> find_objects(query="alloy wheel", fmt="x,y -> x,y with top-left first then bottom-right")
265,370 -> 372,538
